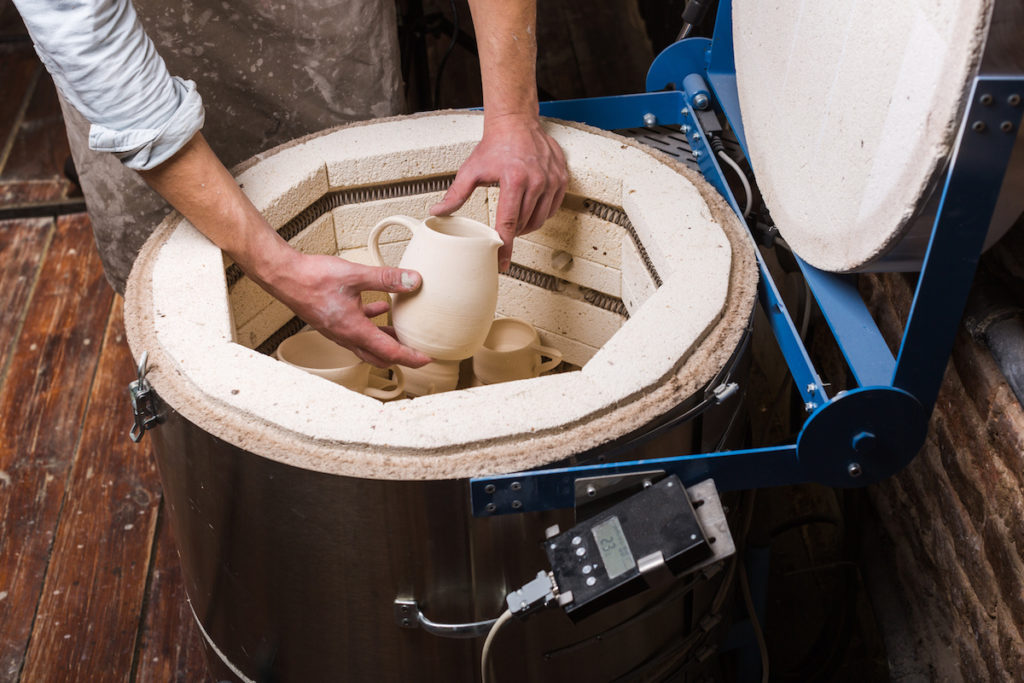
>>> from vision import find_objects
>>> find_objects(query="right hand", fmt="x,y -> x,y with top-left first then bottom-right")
264,253 -> 432,369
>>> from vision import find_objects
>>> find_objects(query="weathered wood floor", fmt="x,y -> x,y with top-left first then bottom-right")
0,3 -> 208,680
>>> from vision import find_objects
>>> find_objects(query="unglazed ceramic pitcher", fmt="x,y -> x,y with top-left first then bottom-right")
367,215 -> 503,360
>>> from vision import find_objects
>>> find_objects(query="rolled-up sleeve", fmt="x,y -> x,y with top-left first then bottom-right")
12,0 -> 204,170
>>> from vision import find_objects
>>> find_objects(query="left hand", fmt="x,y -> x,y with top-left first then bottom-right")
430,113 -> 568,271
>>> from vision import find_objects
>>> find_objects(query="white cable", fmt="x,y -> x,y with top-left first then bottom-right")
480,609 -> 514,683
717,149 -> 753,217
737,490 -> 770,683
738,561 -> 770,683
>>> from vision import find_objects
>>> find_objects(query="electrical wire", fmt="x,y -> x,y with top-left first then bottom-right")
738,558 -> 770,683
738,491 -> 770,683
480,608 -> 513,683
717,149 -> 753,217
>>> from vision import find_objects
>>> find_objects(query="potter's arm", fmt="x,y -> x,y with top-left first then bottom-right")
430,0 -> 568,271
14,0 -> 428,368
139,133 -> 431,368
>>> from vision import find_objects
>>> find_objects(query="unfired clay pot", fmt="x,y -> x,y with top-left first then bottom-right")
275,329 -> 405,401
473,317 -> 563,384
401,359 -> 461,397
368,215 -> 502,360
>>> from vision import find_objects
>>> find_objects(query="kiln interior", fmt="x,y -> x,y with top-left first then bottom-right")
124,112 -> 758,480
230,188 -> 658,374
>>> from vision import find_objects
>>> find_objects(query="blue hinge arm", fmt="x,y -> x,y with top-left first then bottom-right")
682,98 -> 830,410
538,91 -> 687,131
794,258 -> 896,388
893,76 -> 1024,413
470,444 -> 800,517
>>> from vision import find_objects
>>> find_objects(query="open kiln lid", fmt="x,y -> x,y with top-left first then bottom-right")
733,0 -> 997,272
124,113 -> 757,480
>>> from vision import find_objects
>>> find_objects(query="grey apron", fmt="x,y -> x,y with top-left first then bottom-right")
61,0 -> 404,293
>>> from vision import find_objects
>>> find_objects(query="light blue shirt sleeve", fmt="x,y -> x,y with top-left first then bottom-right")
12,0 -> 204,170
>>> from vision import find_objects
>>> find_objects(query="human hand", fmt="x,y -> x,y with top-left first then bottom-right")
265,252 -> 432,369
430,113 -> 568,271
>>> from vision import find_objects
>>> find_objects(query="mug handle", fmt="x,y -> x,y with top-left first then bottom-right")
533,344 -> 563,375
367,215 -> 421,267
364,366 -> 405,400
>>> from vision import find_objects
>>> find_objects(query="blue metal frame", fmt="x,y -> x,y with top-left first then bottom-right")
471,0 -> 1023,517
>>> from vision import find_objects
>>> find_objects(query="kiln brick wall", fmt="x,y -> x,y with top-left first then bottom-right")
854,225 -> 1024,681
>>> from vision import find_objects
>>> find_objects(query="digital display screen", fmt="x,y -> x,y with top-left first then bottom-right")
592,516 -> 635,580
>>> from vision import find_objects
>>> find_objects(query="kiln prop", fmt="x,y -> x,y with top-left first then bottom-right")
470,0 -> 1024,515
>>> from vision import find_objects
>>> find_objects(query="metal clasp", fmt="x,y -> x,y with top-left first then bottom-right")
128,351 -> 161,442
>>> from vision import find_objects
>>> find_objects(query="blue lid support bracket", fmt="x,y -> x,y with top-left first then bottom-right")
893,77 -> 1023,414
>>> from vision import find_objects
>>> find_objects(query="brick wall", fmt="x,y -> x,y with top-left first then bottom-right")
856,226 -> 1024,681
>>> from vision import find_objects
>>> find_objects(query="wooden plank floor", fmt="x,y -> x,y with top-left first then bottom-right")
0,3 -> 209,680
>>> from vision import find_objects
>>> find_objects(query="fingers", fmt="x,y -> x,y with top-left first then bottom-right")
362,300 -> 391,318
493,181 -> 522,272
344,262 -> 422,294
352,322 -> 431,368
430,167 -> 480,217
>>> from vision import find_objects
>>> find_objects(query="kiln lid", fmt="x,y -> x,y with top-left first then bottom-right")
733,0 -> 1009,272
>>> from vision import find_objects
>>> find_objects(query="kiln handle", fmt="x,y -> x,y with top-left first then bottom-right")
393,597 -> 498,639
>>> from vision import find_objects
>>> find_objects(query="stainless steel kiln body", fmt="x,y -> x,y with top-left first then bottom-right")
151,402 -> 734,681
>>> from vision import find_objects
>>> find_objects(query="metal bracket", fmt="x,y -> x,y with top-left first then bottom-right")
128,351 -> 161,442
574,470 -> 664,507
393,597 -> 497,639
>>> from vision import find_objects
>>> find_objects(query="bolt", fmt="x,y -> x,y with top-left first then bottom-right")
1001,121 -> 1014,133
681,124 -> 692,134
511,500 -> 522,509
485,503 -> 496,513
690,533 -> 698,541
972,120 -> 987,133
484,484 -> 496,494
980,93 -> 993,106
693,93 -> 710,110
691,131 -> 700,142
642,479 -> 652,488
510,481 -> 522,491
681,108 -> 690,117
848,462 -> 863,478
806,383 -> 817,394
1009,94 -> 1021,106
804,401 -> 817,412
401,605 -> 410,614
586,485 -> 597,497
693,150 -> 703,160
402,618 -> 411,627
643,112 -> 657,128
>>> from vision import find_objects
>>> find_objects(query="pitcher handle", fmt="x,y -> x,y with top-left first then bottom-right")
533,344 -> 563,375
363,366 -> 405,401
367,215 -> 421,267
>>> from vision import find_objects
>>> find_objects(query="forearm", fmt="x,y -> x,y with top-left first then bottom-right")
466,0 -> 539,122
433,0 -> 566,267
138,132 -> 296,291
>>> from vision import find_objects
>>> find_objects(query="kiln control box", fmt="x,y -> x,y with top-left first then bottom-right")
544,475 -> 711,621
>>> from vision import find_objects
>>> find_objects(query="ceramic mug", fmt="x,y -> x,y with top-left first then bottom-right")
367,215 -> 503,361
472,318 -> 563,385
276,330 -> 405,400
400,358 -> 461,397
